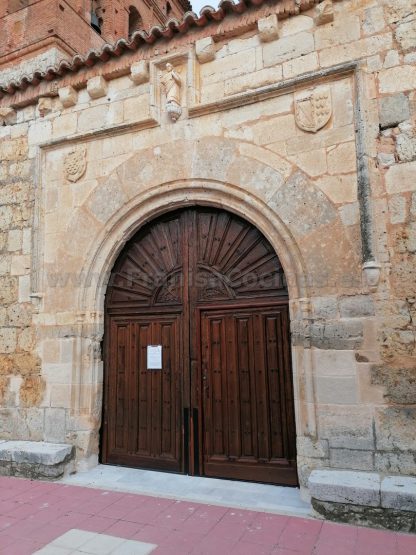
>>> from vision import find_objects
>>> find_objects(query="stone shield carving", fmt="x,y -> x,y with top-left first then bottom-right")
294,86 -> 332,133
64,147 -> 87,182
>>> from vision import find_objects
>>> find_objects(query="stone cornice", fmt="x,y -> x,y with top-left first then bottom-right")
0,0 -> 324,102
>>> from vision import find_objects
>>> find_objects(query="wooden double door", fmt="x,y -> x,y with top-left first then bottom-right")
102,207 -> 297,485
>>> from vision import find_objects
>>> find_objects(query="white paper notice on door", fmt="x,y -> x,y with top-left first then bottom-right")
147,345 -> 162,370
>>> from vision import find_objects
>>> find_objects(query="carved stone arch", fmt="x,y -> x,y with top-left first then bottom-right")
78,181 -> 308,317
70,136 -> 359,318
69,136 -> 314,316
67,181 -> 312,465
42,136 -> 362,474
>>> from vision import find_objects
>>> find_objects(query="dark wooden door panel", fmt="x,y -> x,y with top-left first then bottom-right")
200,306 -> 297,486
103,314 -> 183,472
195,210 -> 287,303
103,207 -> 297,486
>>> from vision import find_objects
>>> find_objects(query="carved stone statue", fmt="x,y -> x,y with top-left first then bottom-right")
160,62 -> 182,122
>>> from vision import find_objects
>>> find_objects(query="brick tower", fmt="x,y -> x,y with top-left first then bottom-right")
0,0 -> 191,87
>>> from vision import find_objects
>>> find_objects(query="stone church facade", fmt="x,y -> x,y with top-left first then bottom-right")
0,0 -> 415,529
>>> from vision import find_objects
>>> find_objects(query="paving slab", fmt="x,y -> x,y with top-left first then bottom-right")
0,476 -> 415,554
33,530 -> 156,554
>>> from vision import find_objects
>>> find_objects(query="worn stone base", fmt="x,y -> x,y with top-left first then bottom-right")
309,470 -> 416,533
312,499 -> 416,533
0,441 -> 75,480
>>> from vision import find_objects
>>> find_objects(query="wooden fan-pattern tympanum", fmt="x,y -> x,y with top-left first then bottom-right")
103,207 -> 297,486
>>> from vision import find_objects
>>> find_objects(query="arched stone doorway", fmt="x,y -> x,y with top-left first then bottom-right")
101,206 -> 298,486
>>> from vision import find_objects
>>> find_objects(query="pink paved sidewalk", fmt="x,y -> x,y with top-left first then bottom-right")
0,476 -> 415,554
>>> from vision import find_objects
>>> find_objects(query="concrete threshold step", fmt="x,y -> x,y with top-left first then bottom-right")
62,464 -> 312,517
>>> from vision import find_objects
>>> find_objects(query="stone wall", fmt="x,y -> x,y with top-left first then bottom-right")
0,106 -> 41,439
0,0 -> 415,488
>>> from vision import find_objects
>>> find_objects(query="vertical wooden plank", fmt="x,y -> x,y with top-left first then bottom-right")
200,313 -> 210,466
247,315 -> 260,462
211,318 -> 224,456
226,315 -> 240,459
252,313 -> 269,461
128,321 -> 138,455
115,324 -> 126,451
236,317 -> 253,458
265,315 -> 284,459
138,323 -> 150,455
108,319 -> 119,455
220,315 -> 229,459
175,317 -> 183,467
161,322 -> 172,456
151,321 -> 162,458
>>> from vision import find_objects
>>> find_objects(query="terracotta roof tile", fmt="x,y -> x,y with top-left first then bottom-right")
0,0 -> 323,98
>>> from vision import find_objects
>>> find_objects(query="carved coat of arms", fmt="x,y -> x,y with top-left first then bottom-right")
64,147 -> 87,182
294,86 -> 332,133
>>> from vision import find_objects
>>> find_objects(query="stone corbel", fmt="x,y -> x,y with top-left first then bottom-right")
314,0 -> 334,26
195,37 -> 216,64
37,97 -> 53,117
29,293 -> 43,314
87,75 -> 108,99
362,261 -> 382,291
258,14 -> 279,43
130,61 -> 150,85
0,107 -> 17,125
59,85 -> 78,108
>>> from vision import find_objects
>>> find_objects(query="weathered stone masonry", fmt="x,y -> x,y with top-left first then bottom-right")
0,0 -> 415,527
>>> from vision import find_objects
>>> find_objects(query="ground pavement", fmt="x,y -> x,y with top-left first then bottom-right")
0,476 -> 415,554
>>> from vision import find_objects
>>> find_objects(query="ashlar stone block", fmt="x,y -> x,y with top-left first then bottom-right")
263,31 -> 314,67
0,441 -> 72,465
309,469 -> 381,506
297,436 -> 329,459
379,93 -> 411,129
339,295 -> 375,318
379,66 -> 416,95
381,476 -> 416,512
329,449 -> 374,471
385,161 -> 416,194
375,452 -> 416,476
87,75 -> 108,99
319,406 -> 374,450
0,440 -> 75,480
